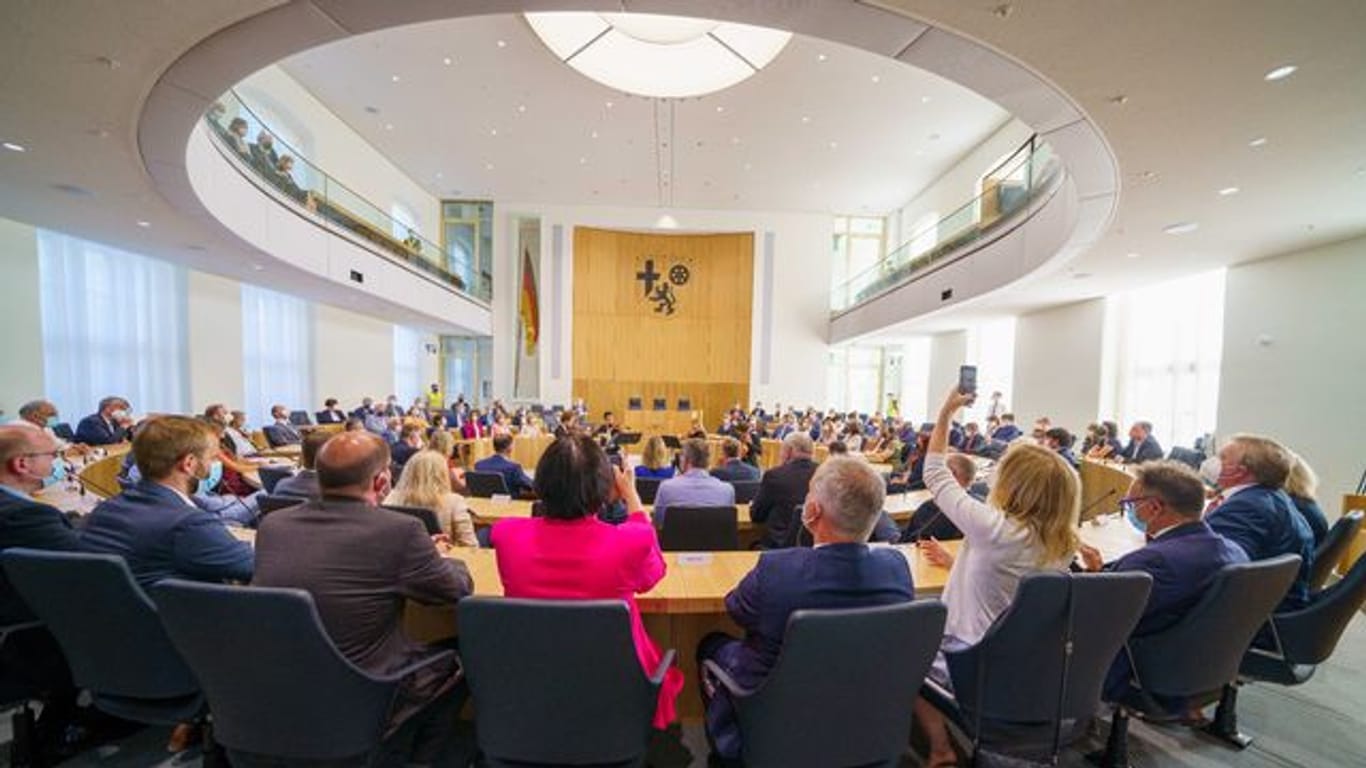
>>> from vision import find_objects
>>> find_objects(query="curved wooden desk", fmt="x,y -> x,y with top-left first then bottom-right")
1079,459 -> 1135,522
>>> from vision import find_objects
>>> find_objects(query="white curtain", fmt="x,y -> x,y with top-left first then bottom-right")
37,230 -> 189,419
241,284 -> 313,425
393,325 -> 423,405
1108,269 -> 1226,448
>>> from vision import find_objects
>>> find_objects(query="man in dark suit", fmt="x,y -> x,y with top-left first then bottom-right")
989,413 -> 1022,443
699,456 -> 915,759
711,438 -> 761,482
262,404 -> 303,448
899,452 -> 976,542
273,430 -> 331,500
750,433 -> 819,549
315,398 -> 346,424
1120,420 -> 1164,464
1077,460 -> 1248,707
0,426 -> 86,753
390,424 -> 425,468
473,435 -> 534,497
74,396 -> 132,446
253,432 -> 473,765
1205,434 -> 1315,611
79,416 -> 254,588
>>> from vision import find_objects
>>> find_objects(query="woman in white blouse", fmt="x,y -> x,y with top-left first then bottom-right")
914,387 -> 1080,766
383,449 -> 479,547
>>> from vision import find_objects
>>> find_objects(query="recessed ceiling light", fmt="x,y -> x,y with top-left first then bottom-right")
1218,186 -> 1240,196
1248,137 -> 1268,147
579,157 -> 587,165
715,105 -> 725,113
1108,94 -> 1129,105
489,128 -> 498,136
496,40 -> 507,48
1126,252 -> 1141,259
928,133 -> 941,141
484,163 -> 494,171
1072,271 -> 1092,279
384,123 -> 393,131
743,162 -> 752,171
655,215 -> 679,229
136,220 -> 151,228
1264,64 -> 1297,81
870,75 -> 881,84
1164,221 -> 1199,235
391,74 -> 400,83
590,130 -> 599,139
800,116 -> 810,124
817,53 -> 828,62
2,142 -> 25,152
517,105 -> 526,113
364,105 -> 379,114
443,57 -> 453,65
605,100 -> 614,109
53,183 -> 94,197
828,141 -> 838,149
435,171 -> 444,178
920,96 -> 931,104
250,263 -> 265,271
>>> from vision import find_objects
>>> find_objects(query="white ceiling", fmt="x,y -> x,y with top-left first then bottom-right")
278,14 -> 1010,215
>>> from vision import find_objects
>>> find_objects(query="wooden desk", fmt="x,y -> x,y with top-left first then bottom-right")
1341,494 -> 1366,574
76,452 -> 126,499
1079,459 -> 1134,522
508,435 -> 554,470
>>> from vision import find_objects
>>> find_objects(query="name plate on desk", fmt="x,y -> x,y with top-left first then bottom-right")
491,494 -> 512,504
677,553 -> 714,566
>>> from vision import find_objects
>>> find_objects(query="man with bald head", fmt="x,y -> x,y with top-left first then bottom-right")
253,431 -> 473,764
749,432 -> 819,548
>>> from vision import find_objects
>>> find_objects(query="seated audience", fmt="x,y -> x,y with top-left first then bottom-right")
391,424 -> 425,467
75,396 -> 132,446
380,417 -> 403,446
1205,434 -> 1315,610
699,456 -> 915,759
472,434 -> 534,498
1043,427 -> 1079,469
1076,460 -> 1248,710
988,413 -> 1022,443
750,433 -> 818,549
385,450 -> 477,547
202,415 -> 260,499
734,423 -> 763,468
841,421 -> 865,452
262,404 -> 303,447
913,387 -> 1081,766
12,399 -> 86,453
899,452 -> 976,543
226,117 -> 250,156
864,426 -> 904,464
460,410 -> 486,440
634,435 -> 676,479
316,398 -> 346,424
223,410 -> 258,457
1120,420 -> 1164,464
711,438 -> 760,482
1283,450 -> 1329,547
653,439 -> 736,527
273,430 -> 331,500
426,430 -> 469,495
592,411 -> 621,446
685,418 -> 707,440
490,435 -> 683,728
253,432 -> 472,765
249,130 -> 279,172
962,422 -> 987,455
1086,420 -> 1125,460
80,416 -> 254,587
1080,423 -> 1105,455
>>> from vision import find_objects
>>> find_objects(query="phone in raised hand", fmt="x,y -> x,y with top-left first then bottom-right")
958,365 -> 978,405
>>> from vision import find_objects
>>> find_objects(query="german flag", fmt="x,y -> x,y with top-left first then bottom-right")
520,247 -> 539,356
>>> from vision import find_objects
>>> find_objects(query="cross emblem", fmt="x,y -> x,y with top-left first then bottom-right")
636,258 -> 661,297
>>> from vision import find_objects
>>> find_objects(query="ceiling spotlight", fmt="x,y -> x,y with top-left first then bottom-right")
489,128 -> 498,136
928,133 -> 941,141
364,105 -> 380,114
485,163 -> 494,171
920,96 -> 931,104
1218,186 -> 1240,196
1264,64 -> 1297,81
384,123 -> 393,131
743,162 -> 752,171
443,57 -> 453,65
590,130 -> 599,139
715,105 -> 725,113
605,100 -> 614,109
730,136 -> 741,145
992,3 -> 1014,18
579,157 -> 587,165
250,263 -> 265,271
1072,271 -> 1092,279
136,220 -> 151,228
1108,94 -> 1129,105
828,141 -> 838,149
817,53 -> 828,62
1163,221 -> 1199,235
496,40 -> 507,48
391,74 -> 400,83
1248,137 -> 1268,147
1126,252 -> 1141,259
870,75 -> 881,83
2,142 -> 25,152
800,116 -> 810,124
435,171 -> 444,178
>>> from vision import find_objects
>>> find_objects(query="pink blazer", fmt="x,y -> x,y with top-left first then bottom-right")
490,512 -> 683,727
461,421 -> 484,439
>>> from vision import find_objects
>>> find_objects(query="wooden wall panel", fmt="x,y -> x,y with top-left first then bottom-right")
573,227 -> 753,433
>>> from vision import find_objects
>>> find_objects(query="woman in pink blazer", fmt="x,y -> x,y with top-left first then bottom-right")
490,435 -> 683,728
460,409 -> 485,440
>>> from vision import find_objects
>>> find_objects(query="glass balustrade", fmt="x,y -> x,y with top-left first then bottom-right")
831,136 -> 1061,313
203,91 -> 489,303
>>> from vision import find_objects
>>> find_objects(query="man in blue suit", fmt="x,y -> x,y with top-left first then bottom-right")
1205,434 -> 1315,610
698,457 -> 915,759
1078,460 -> 1248,706
990,413 -> 1022,443
262,404 -> 303,447
473,434 -> 534,497
74,396 -> 132,446
710,438 -> 760,482
1119,420 -> 1164,464
80,416 -> 254,588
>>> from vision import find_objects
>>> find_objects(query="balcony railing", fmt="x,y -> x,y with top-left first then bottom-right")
204,90 -> 490,302
831,135 -> 1061,313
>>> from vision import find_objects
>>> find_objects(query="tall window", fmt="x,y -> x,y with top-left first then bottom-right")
830,215 -> 886,310
390,201 -> 418,242
825,346 -> 885,415
37,230 -> 189,417
1105,269 -> 1226,449
963,318 -> 1016,425
393,326 -> 424,405
241,284 -> 313,425
441,336 -> 492,405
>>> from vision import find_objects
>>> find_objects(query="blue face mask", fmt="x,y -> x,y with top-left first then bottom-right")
41,460 -> 67,489
197,460 -> 223,496
1123,501 -> 1148,534
44,415 -> 59,428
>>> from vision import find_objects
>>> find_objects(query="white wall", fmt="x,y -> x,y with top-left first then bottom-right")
1218,234 -> 1366,511
490,203 -> 833,410
927,331 -> 968,406
187,271 -> 245,409
1012,299 -> 1105,431
314,302 -> 397,408
0,217 -> 43,419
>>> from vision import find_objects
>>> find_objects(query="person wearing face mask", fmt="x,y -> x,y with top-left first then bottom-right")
697,457 -> 916,760
1204,434 -> 1316,611
13,399 -> 90,455
79,416 -> 254,588
1076,460 -> 1247,712
253,432 -> 472,765
74,396 -> 133,446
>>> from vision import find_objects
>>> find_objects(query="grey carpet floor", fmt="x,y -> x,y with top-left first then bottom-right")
7,614 -> 1364,767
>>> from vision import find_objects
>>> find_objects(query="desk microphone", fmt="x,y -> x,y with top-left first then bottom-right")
1078,488 -> 1119,523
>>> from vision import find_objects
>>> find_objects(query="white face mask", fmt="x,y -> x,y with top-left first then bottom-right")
1199,456 -> 1222,487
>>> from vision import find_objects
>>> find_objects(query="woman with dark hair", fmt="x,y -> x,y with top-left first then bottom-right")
489,435 -> 683,727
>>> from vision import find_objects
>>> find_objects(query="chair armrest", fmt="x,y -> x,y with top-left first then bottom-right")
648,649 -> 677,687
919,678 -> 965,729
701,659 -> 755,699
0,620 -> 45,647
371,649 -> 458,685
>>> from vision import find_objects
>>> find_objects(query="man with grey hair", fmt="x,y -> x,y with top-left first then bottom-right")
698,456 -> 916,759
652,438 -> 735,528
750,432 -> 817,548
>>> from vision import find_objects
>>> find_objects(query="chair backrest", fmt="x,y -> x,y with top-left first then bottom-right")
616,432 -> 642,446
635,476 -> 662,505
381,504 -> 441,535
1311,511 -> 1363,591
1166,446 -> 1204,469
257,465 -> 294,494
1272,548 -> 1366,665
947,572 -> 1151,754
458,598 -> 659,765
0,550 -> 199,701
730,479 -> 760,504
288,410 -> 312,426
465,470 -> 509,498
1128,554 -> 1301,696
258,494 -> 305,516
153,581 -> 399,761
660,505 -> 740,551
736,601 -> 946,768
52,422 -> 75,440
661,435 -> 682,450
